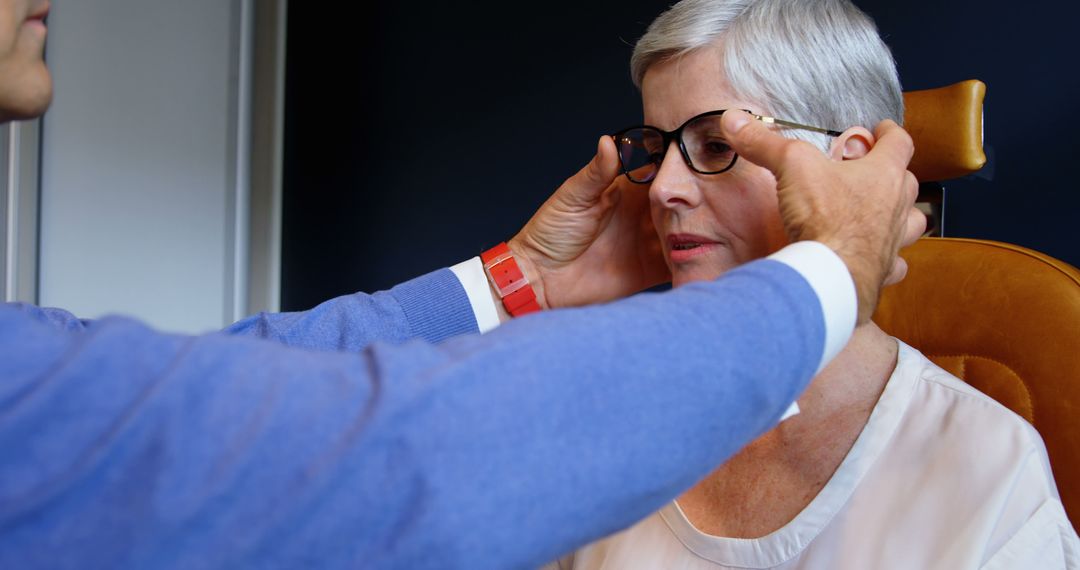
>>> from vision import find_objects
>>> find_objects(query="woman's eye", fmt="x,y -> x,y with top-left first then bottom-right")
703,140 -> 732,155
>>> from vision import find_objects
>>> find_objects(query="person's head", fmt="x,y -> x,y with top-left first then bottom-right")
624,0 -> 902,287
0,0 -> 51,122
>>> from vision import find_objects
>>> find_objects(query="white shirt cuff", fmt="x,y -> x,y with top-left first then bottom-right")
780,401 -> 800,422
449,257 -> 501,334
767,241 -> 857,376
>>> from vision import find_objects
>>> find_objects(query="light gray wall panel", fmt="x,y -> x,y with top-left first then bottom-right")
248,0 -> 286,316
1,121 -> 41,304
39,0 -> 247,332
0,126 -> 9,302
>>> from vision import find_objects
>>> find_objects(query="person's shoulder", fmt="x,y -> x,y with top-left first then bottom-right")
883,341 -> 1067,522
980,499 -> 1080,570
894,341 -> 1047,454
899,343 -> 1034,424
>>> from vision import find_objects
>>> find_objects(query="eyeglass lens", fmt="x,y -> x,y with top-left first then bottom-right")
615,113 -> 736,183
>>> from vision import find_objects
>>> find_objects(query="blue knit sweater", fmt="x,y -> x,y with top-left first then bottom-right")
0,261 -> 824,569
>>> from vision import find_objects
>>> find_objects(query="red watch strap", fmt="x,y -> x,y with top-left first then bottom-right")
504,287 -> 542,315
481,242 -> 541,317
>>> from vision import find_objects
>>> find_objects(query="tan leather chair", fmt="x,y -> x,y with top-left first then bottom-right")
904,79 -> 987,183
904,79 -> 987,234
874,80 -> 1080,529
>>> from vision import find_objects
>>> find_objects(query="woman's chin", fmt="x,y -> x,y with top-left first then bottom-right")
671,269 -> 724,288
669,253 -> 738,287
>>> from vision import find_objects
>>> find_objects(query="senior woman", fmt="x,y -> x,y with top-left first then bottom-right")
545,0 -> 1079,568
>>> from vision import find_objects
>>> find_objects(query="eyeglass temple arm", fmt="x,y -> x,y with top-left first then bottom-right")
752,114 -> 843,137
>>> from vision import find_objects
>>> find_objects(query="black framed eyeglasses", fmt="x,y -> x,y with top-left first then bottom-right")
612,109 -> 843,184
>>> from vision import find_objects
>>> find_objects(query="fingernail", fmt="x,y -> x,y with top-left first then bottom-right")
727,111 -> 751,132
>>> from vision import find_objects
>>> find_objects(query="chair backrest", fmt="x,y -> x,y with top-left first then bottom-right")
879,81 -> 1078,528
874,238 -> 1080,529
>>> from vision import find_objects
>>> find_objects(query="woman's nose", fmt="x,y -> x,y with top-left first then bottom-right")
648,141 -> 702,209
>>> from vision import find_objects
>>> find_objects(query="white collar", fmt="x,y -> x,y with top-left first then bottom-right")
657,340 -> 923,568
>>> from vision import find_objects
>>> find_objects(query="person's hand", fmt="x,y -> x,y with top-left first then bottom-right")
506,136 -> 670,311
720,111 -> 925,325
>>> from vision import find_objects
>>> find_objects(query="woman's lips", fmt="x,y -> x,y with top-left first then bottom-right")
26,2 -> 49,27
667,234 -> 719,263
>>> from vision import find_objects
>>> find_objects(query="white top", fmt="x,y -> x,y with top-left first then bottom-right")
451,240 -> 856,374
545,341 -> 1080,570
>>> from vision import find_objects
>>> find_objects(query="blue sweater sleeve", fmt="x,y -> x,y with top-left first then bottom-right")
11,267 -> 479,350
0,259 -> 825,570
224,268 -> 480,349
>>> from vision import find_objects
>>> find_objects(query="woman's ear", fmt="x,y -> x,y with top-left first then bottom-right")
827,126 -> 875,161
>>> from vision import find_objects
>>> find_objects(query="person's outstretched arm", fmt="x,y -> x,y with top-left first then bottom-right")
0,249 -> 836,570
5,131 -> 668,354
8,266 -> 481,353
224,267 -> 480,349
0,111 -> 919,569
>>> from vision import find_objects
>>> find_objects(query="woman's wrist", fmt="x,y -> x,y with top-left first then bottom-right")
481,240 -> 547,323
506,237 -> 548,310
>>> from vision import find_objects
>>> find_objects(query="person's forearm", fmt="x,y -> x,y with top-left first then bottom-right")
225,267 -> 479,351
0,257 -> 826,569
6,267 -> 481,353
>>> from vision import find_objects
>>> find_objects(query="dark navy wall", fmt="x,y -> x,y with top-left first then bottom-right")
861,0 -> 1080,266
283,1 -> 1079,310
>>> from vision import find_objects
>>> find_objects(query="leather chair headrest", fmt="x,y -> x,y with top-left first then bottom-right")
903,79 -> 987,182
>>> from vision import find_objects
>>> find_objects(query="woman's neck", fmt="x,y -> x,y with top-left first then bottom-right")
676,323 -> 898,538
790,323 -> 897,433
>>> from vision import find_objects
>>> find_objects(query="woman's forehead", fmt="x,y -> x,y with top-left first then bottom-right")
640,49 -> 756,129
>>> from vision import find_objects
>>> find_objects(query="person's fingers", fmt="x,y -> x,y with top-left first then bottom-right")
899,170 -> 922,245
902,205 -> 927,248
905,169 -> 919,200
720,110 -> 809,178
883,205 -> 925,287
869,119 -> 915,167
598,134 -> 621,179
557,135 -> 622,208
883,257 -> 908,287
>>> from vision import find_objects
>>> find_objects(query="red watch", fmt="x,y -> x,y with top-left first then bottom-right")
481,242 -> 542,317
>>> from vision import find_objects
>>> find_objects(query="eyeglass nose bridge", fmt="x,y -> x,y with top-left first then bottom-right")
656,126 -> 695,174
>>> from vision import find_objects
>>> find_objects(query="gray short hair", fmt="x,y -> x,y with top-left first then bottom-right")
631,0 -> 903,151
